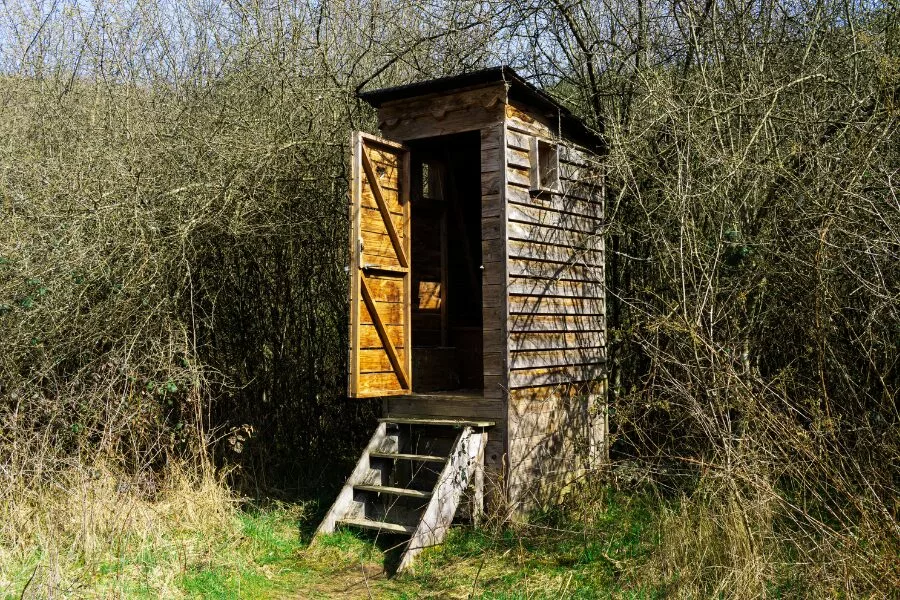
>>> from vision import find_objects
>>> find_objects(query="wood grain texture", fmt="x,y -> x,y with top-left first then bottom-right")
500,102 -> 607,515
480,120 -> 509,422
361,299 -> 404,325
359,324 -> 405,348
359,348 -> 408,373
507,223 -> 603,253
348,133 -> 363,397
509,313 -> 605,333
358,372 -> 403,393
508,276 -> 605,298
508,295 -> 605,316
361,149 -> 408,268
508,240 -> 603,266
505,103 -> 553,137
378,85 -> 507,142
508,258 -> 604,282
314,422 -> 389,537
384,394 -> 505,421
360,277 -> 410,388
398,428 -> 486,573
510,347 -> 606,370
349,132 -> 411,398
506,185 -> 602,218
507,201 -> 602,234
508,363 -> 606,389
509,331 -> 606,352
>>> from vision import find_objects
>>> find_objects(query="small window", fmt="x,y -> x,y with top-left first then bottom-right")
420,161 -> 443,201
530,138 -> 560,193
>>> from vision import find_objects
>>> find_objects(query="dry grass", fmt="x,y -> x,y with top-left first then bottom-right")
0,462 -> 235,598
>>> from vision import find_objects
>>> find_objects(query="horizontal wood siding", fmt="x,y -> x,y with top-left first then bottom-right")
506,383 -> 607,512
377,84 -> 507,142
503,102 -> 607,514
503,104 -> 605,390
367,90 -> 607,512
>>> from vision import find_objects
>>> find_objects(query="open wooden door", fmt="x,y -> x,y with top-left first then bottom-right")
348,132 -> 412,398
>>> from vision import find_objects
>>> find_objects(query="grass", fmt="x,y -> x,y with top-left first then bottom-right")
176,485 -> 669,599
3,474 -> 888,598
401,490 -> 667,599
0,473 -> 673,599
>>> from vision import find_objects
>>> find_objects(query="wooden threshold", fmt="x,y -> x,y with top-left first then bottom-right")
392,389 -> 485,401
383,388 -> 503,423
380,416 -> 496,428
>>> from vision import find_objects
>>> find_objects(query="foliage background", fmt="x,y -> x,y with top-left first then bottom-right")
0,0 -> 897,596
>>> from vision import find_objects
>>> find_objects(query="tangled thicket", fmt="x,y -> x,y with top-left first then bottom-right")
0,0 -> 496,489
0,0 -> 897,596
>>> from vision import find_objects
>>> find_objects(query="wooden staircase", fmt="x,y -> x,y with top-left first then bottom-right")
315,417 -> 492,572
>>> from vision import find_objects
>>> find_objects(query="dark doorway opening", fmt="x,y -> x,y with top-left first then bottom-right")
408,131 -> 483,392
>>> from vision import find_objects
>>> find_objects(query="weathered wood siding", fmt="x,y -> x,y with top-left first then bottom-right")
502,102 -> 607,512
478,121 -> 510,490
371,87 -> 607,513
377,85 -> 506,141
378,88 -> 509,499
348,134 -> 413,398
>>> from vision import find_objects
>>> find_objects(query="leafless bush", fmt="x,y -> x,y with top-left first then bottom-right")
0,0 -> 500,590
0,0 -> 897,595
507,0 -> 899,594
0,0 -> 499,482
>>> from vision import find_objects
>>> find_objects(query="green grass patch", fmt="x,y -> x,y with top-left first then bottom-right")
0,485 -> 677,598
181,565 -> 271,599
397,487 -> 668,599
171,502 -> 314,599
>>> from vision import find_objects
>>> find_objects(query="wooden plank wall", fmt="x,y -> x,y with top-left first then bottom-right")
502,102 -> 607,512
479,121 -> 509,492
377,85 -> 507,142
374,86 -> 606,512
378,87 -> 509,501
351,137 -> 412,397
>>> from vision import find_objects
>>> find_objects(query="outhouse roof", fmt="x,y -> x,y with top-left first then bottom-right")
358,66 -> 604,151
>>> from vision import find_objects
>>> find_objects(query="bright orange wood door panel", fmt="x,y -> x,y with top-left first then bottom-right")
348,132 -> 412,398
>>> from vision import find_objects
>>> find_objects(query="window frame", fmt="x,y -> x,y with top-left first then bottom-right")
529,136 -> 560,194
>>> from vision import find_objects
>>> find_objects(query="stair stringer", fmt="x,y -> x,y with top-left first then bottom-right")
314,421 -> 388,537
397,426 -> 486,573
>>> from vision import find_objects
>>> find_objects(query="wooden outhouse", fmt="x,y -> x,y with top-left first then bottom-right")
317,67 -> 607,570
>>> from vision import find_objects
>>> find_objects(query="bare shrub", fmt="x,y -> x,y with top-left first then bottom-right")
492,0 -> 899,594
0,0 -> 897,596
0,0 -> 495,590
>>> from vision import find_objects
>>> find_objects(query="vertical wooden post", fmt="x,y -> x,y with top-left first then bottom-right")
440,197 -> 449,347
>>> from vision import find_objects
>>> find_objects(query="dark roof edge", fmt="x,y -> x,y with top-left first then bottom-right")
358,66 -> 604,152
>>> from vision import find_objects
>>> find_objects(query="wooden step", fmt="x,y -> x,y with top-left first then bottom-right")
380,417 -> 495,428
354,484 -> 432,499
316,421 -> 488,573
369,451 -> 446,463
338,517 -> 416,535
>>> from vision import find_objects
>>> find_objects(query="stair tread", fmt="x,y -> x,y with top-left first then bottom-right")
380,417 -> 495,428
370,451 -> 446,463
338,517 -> 416,535
355,484 -> 432,498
